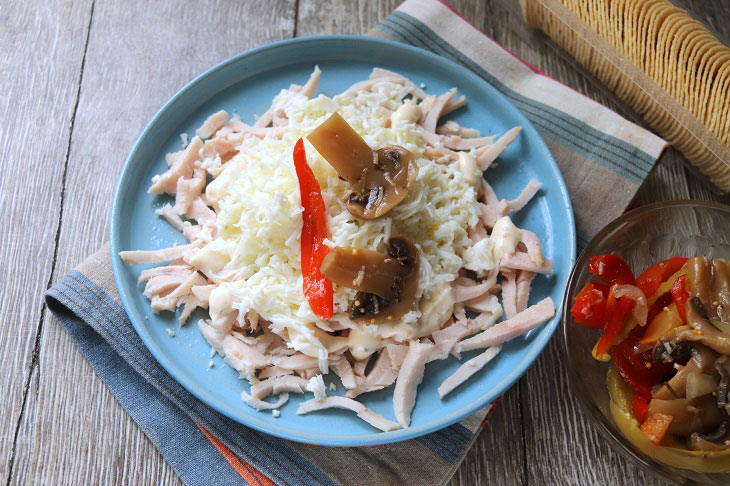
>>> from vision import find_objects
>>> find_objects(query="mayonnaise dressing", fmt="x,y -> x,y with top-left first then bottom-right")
490,216 -> 522,261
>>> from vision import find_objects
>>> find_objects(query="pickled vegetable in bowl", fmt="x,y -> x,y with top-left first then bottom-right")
571,254 -> 730,472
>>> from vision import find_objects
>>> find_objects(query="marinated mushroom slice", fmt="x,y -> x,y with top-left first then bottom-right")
346,146 -> 418,220
652,340 -> 692,364
319,236 -> 419,322
307,113 -> 418,219
712,260 -> 730,322
649,395 -> 724,437
653,344 -> 717,399
306,112 -> 374,183
319,246 -> 405,300
656,298 -> 730,355
687,257 -> 713,312
715,356 -> 730,416
686,257 -> 730,322
689,430 -> 730,451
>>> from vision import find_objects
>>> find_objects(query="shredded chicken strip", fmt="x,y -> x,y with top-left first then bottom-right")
475,127 -> 521,170
370,67 -> 428,99
258,366 -> 294,379
250,375 -> 310,400
436,120 -> 480,138
455,298 -> 555,353
519,230 -> 544,266
353,358 -> 369,377
500,270 -> 518,319
421,89 -> 456,133
501,252 -> 553,274
508,179 -> 542,213
148,136 -> 203,195
297,396 -> 400,432
241,391 -> 289,411
393,340 -> 434,427
203,137 -> 235,158
515,271 -> 536,314
440,135 -> 495,151
299,65 -> 321,98
138,264 -> 192,283
346,76 -> 404,95
120,244 -> 196,265
442,95 -> 466,115
438,346 -> 502,398
196,110 -> 228,139
179,295 -> 200,324
480,179 -> 499,205
190,284 -> 214,307
331,356 -> 359,389
480,200 -> 510,228
451,272 -> 499,303
155,204 -> 185,231
346,344 -> 408,398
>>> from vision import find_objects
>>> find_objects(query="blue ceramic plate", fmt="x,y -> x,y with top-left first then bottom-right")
111,36 -> 576,446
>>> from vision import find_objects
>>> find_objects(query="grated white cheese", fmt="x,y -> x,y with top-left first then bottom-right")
306,375 -> 327,400
198,82 -> 479,357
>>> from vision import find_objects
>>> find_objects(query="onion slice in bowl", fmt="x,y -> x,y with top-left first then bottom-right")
615,284 -> 648,326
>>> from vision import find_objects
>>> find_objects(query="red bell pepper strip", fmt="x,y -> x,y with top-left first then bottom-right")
646,292 -> 673,324
589,254 -> 636,286
570,283 -> 607,328
293,138 -> 333,320
671,274 -> 690,324
631,394 -> 649,423
589,282 -> 611,297
610,345 -> 652,398
611,328 -> 671,399
635,257 -> 687,298
595,286 -> 635,356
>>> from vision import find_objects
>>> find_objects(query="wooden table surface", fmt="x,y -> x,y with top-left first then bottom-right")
2,0 -> 728,484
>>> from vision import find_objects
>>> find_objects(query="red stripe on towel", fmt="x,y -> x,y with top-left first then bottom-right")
197,423 -> 276,486
480,395 -> 503,428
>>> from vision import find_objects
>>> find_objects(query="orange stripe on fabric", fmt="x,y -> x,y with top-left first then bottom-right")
480,395 -> 503,428
196,422 -> 276,486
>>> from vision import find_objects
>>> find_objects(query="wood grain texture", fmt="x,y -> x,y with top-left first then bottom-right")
485,1 -> 729,485
3,0 -> 730,484
454,1 -> 666,484
9,1 -> 294,485
0,0 -> 93,482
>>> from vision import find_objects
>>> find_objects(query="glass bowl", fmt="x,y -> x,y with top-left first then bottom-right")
562,201 -> 730,484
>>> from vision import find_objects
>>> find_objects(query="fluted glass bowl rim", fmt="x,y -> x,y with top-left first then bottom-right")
561,200 -> 730,483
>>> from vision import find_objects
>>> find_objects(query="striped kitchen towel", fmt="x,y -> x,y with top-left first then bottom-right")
45,1 -> 667,485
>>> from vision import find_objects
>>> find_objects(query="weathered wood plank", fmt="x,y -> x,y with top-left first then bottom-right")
297,0 -> 394,36
494,0 -> 730,484
11,1 -> 295,485
7,0 -> 729,484
449,387 -> 525,485
0,0 -> 93,482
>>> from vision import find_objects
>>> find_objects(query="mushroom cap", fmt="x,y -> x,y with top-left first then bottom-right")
348,236 -> 419,323
346,146 -> 418,220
